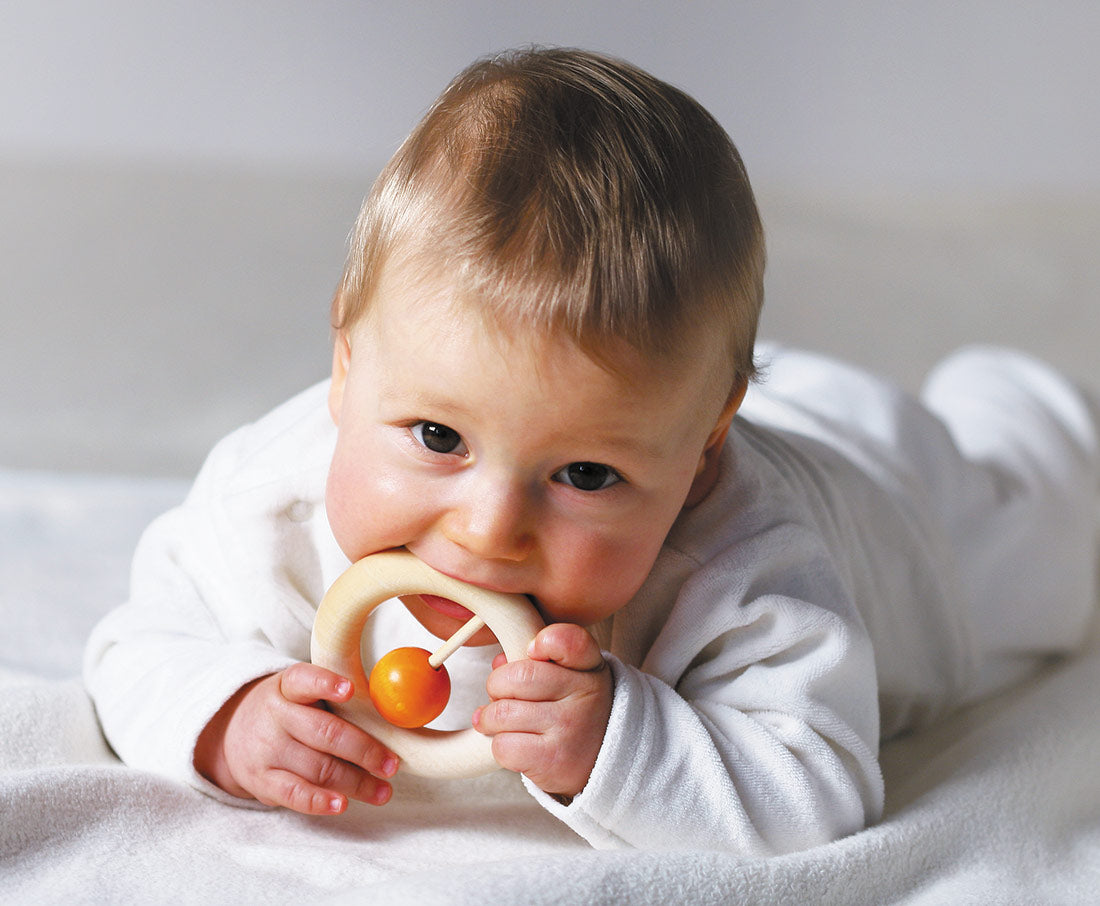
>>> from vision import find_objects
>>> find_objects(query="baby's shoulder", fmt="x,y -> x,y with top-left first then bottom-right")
191,380 -> 334,499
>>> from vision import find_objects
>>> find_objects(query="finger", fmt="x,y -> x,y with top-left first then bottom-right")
485,657 -> 594,703
527,623 -> 605,672
278,662 -> 354,706
273,739 -> 395,809
488,730 -> 554,779
474,696 -> 556,737
284,705 -> 399,781
259,766 -> 392,815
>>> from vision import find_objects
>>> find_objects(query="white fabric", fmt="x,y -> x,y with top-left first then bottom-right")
1,462 -> 1098,902
1,643 -> 1098,905
80,345 -> 1098,858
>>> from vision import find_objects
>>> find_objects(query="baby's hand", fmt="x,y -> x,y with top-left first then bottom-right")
473,623 -> 612,798
194,663 -> 399,815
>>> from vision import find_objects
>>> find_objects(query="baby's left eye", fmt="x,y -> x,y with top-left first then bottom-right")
553,462 -> 621,492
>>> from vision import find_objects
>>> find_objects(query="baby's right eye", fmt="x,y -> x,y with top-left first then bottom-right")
412,421 -> 467,456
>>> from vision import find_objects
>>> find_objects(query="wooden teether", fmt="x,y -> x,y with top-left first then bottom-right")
310,549 -> 543,779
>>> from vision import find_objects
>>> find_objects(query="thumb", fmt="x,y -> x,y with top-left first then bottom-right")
526,623 -> 604,672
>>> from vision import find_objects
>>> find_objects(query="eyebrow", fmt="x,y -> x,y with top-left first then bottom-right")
599,428 -> 667,458
385,386 -> 477,422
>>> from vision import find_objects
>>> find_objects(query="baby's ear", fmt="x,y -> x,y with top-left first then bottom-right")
706,379 -> 747,450
686,379 -> 746,505
328,333 -> 352,425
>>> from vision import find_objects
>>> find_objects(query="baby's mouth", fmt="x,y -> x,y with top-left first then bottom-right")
416,593 -> 476,622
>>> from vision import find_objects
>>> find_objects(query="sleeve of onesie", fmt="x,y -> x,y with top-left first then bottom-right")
83,430 -> 301,805
523,522 -> 885,855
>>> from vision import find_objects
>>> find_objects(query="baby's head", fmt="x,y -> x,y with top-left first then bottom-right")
333,45 -> 764,396
326,48 -> 765,636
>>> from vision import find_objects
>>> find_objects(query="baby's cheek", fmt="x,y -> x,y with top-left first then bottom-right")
325,476 -> 360,560
329,459 -> 433,563
326,460 -> 383,560
544,536 -> 655,624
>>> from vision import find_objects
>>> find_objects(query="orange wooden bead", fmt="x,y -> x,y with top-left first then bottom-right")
368,647 -> 451,728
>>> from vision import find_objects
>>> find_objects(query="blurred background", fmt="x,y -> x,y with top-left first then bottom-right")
3,0 -> 1099,477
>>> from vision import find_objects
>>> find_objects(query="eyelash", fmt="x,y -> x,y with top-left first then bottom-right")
408,421 -> 623,492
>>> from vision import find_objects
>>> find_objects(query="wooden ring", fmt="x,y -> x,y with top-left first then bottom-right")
310,549 -> 543,779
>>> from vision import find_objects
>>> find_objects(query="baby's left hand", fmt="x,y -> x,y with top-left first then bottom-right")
473,623 -> 612,798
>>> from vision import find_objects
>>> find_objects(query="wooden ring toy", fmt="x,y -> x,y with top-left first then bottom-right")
310,549 -> 543,779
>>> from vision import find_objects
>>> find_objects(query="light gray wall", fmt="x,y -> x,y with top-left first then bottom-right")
4,2 -> 1098,476
3,1 -> 1098,191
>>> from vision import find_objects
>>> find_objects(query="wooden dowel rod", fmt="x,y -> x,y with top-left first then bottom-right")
428,615 -> 486,669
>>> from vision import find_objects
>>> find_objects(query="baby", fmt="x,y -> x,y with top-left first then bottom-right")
85,47 -> 1099,855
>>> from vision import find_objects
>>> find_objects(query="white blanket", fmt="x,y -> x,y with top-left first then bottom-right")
3,468 -> 1099,904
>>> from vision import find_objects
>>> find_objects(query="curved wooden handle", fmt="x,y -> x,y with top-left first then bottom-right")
310,550 -> 543,779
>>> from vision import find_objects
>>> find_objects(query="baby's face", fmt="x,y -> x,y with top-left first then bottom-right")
325,264 -> 737,642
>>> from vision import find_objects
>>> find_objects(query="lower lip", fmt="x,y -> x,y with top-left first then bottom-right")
418,593 -> 476,622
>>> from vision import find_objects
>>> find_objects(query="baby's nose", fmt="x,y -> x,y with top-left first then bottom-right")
443,487 -> 534,562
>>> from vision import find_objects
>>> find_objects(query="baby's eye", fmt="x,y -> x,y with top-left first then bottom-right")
412,422 -> 466,456
554,462 -> 621,492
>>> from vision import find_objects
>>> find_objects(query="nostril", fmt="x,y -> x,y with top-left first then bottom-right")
441,515 -> 533,563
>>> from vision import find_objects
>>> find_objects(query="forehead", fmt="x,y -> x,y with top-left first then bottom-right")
353,264 -> 728,454
363,250 -> 729,387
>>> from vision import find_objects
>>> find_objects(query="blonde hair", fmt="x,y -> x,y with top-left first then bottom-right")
334,46 -> 765,388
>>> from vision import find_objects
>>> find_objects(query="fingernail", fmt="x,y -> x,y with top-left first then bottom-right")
335,680 -> 352,697
374,784 -> 392,806
471,707 -> 482,729
329,795 -> 345,814
381,755 -> 398,777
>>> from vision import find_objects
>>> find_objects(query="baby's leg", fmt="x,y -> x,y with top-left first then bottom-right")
921,346 -> 1100,696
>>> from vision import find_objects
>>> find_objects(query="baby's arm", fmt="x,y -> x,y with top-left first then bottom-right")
471,527 -> 885,854
473,623 -> 612,797
83,394 -> 383,807
194,663 -> 398,814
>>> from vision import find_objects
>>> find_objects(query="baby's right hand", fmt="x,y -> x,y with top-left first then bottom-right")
194,662 -> 399,815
